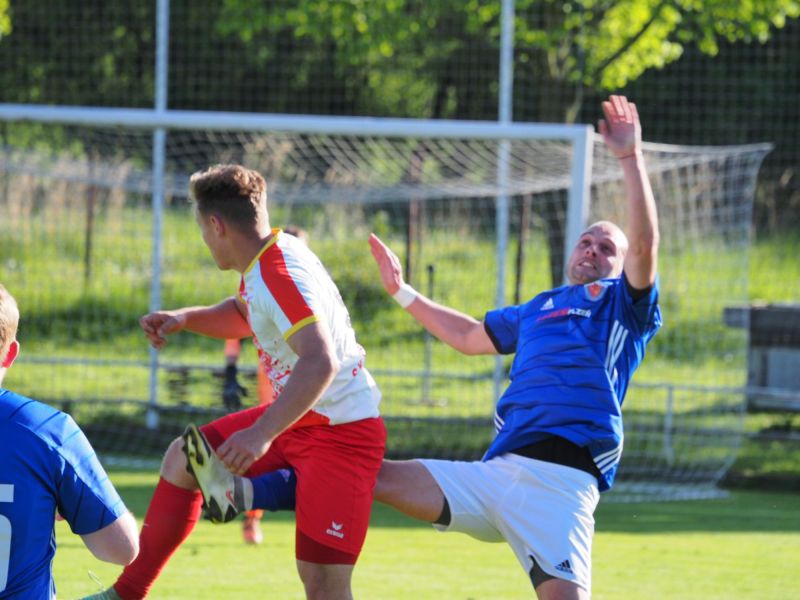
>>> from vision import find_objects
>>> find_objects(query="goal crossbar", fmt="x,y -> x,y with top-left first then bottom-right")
0,103 -> 593,141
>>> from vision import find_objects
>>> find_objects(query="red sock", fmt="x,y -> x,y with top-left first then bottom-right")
113,477 -> 203,600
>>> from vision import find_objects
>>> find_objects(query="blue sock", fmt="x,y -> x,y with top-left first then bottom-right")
251,468 -> 297,512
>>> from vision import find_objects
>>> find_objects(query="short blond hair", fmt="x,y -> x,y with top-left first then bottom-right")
0,284 -> 20,360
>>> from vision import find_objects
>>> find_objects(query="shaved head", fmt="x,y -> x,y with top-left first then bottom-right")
566,221 -> 628,285
582,221 -> 628,256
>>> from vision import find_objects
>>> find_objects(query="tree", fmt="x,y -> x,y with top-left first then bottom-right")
514,0 -> 800,123
0,0 -> 9,41
216,0 -> 499,119
215,0 -> 799,284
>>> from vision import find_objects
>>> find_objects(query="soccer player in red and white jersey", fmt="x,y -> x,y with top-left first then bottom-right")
220,224 -> 310,546
88,165 -> 385,600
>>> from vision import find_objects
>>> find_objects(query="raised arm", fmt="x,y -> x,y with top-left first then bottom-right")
368,233 -> 496,356
598,95 -> 660,290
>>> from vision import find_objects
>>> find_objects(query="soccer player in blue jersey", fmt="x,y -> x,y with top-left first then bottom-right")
0,284 -> 139,599
368,94 -> 661,599
184,94 -> 660,599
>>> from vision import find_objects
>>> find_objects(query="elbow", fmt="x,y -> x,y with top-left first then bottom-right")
460,345 -> 484,356
650,229 -> 660,254
320,350 -> 340,380
117,538 -> 140,566
630,230 -> 659,259
82,511 -> 140,565
106,513 -> 140,565
452,322 -> 492,356
94,537 -> 139,566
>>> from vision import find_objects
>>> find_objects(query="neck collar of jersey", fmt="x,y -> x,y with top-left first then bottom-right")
243,228 -> 281,274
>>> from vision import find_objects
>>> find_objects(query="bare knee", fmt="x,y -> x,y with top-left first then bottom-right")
535,577 -> 590,600
296,562 -> 353,600
160,435 -> 197,489
374,459 -> 445,522
373,459 -> 405,503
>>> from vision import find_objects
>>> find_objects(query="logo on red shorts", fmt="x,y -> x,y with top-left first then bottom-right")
326,521 -> 345,539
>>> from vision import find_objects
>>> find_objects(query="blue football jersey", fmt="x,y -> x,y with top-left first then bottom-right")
483,275 -> 661,491
0,390 -> 127,599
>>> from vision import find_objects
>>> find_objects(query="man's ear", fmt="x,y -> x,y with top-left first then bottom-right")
210,214 -> 226,236
2,340 -> 19,368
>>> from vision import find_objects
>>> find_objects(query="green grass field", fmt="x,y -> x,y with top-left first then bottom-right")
53,470 -> 800,600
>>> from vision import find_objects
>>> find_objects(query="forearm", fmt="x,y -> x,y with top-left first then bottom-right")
622,154 -> 659,249
405,294 -> 494,355
369,232 -> 494,354
180,298 -> 252,340
621,153 -> 659,287
252,352 -> 338,441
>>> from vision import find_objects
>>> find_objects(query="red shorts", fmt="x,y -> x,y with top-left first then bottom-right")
200,405 -> 386,559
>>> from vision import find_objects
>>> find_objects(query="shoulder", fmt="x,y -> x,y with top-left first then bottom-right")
618,272 -> 660,304
1,391 -> 86,455
0,392 -> 83,476
249,235 -> 319,285
1,389 -> 66,430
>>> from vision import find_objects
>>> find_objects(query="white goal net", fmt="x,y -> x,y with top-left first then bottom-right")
0,107 -> 772,501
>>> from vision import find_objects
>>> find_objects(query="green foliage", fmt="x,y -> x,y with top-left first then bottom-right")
215,0 -> 500,118
0,0 -> 9,39
2,1 -> 798,127
728,412 -> 800,490
211,0 -> 800,119
514,0 -> 800,93
0,1 -> 154,106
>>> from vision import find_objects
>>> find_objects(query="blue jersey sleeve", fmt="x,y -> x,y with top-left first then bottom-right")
52,414 -> 127,535
484,305 -> 521,354
620,273 -> 662,339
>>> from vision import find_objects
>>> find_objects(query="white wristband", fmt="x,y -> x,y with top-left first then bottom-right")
392,283 -> 418,309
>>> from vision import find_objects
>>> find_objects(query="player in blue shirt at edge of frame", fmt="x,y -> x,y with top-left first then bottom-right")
0,283 -> 139,599
185,94 -> 662,600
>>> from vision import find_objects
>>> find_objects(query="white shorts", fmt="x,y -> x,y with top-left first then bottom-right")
419,453 -> 600,592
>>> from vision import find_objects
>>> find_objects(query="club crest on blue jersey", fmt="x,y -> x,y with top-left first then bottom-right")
584,280 -> 610,301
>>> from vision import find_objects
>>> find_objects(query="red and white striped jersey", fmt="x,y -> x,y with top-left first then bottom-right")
238,229 -> 381,425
